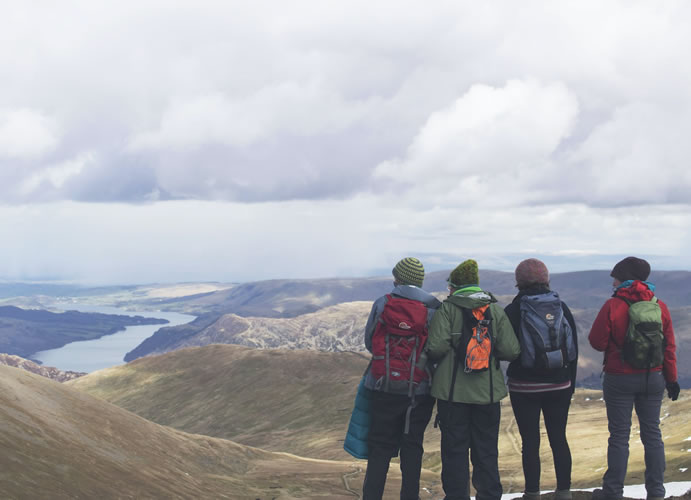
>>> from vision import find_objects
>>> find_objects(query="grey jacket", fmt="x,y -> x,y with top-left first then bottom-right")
363,284 -> 441,395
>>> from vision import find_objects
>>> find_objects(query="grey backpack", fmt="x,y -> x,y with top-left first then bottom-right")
518,291 -> 577,370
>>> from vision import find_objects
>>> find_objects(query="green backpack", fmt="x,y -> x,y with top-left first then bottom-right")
617,296 -> 665,370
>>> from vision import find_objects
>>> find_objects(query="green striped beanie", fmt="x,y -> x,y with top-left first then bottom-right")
392,257 -> 425,288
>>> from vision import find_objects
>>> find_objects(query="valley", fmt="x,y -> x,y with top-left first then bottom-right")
69,344 -> 691,494
1,270 -> 690,498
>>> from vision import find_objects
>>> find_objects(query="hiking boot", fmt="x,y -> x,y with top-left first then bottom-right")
522,491 -> 541,500
647,497 -> 664,500
555,490 -> 572,500
591,488 -> 620,500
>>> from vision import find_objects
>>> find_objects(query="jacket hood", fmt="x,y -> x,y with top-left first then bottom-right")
392,284 -> 442,309
446,288 -> 496,309
511,284 -> 551,305
614,280 -> 655,302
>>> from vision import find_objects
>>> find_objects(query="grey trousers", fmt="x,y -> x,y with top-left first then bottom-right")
602,371 -> 666,499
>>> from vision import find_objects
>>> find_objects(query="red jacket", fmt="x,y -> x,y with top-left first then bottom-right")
588,280 -> 677,382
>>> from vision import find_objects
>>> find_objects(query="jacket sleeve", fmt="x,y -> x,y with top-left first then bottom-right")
426,302 -> 453,361
659,301 -> 678,383
562,302 -> 579,391
503,302 -> 520,341
492,306 -> 520,361
364,296 -> 387,353
588,300 -> 612,352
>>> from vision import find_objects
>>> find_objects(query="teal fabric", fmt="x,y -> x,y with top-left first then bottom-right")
617,279 -> 656,292
344,376 -> 371,459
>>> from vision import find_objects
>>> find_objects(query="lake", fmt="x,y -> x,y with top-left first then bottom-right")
31,304 -> 195,373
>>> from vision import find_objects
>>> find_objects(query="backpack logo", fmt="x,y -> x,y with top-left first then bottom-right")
370,295 -> 430,394
619,296 -> 664,370
518,291 -> 576,370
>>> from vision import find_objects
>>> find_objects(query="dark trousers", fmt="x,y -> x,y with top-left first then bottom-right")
602,372 -> 666,499
363,392 -> 435,500
509,388 -> 573,493
436,399 -> 502,500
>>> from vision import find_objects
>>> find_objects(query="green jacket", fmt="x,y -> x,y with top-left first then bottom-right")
426,287 -> 520,404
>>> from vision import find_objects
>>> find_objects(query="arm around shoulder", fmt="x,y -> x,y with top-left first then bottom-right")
493,306 -> 520,361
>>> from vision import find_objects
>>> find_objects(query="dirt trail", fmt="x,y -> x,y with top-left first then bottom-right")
342,466 -> 362,498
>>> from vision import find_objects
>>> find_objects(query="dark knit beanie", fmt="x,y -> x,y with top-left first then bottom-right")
392,257 -> 425,287
448,259 -> 479,288
610,256 -> 651,282
515,258 -> 550,289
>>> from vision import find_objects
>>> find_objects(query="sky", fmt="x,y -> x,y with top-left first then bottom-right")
1,0 -> 691,284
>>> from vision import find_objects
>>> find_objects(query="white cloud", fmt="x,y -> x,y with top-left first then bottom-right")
373,79 -> 579,206
129,82 -> 371,150
2,1 -> 691,281
0,109 -> 59,158
18,152 -> 94,196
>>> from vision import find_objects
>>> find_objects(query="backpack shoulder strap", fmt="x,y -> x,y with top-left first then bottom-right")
613,295 -> 632,306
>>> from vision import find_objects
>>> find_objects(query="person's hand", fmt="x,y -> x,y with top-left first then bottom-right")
666,381 -> 680,401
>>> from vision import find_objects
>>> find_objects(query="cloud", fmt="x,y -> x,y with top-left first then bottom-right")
373,79 -> 579,206
129,83 -> 371,150
19,152 -> 94,197
0,109 -> 59,159
0,1 -> 690,209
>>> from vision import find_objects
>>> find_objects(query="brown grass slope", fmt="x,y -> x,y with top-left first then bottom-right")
70,345 -> 691,492
71,344 -> 370,461
0,364 -> 366,500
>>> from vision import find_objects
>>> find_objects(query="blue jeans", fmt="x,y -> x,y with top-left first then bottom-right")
602,372 -> 666,499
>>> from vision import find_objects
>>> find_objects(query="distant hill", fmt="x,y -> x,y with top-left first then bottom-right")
70,344 -> 691,491
122,298 -> 691,389
0,353 -> 85,382
0,305 -> 168,358
125,301 -> 372,361
0,364 -> 371,499
138,269 -> 691,316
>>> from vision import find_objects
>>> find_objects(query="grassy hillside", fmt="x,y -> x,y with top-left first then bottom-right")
74,344 -> 370,460
0,364 -> 377,499
70,345 -> 691,492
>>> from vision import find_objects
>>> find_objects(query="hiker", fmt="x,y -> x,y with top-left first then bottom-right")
504,259 -> 578,500
589,257 -> 679,500
361,257 -> 441,500
427,259 -> 520,500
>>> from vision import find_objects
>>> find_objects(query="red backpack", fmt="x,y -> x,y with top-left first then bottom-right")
370,295 -> 430,394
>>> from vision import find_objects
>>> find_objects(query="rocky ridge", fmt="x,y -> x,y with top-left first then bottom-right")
0,353 -> 85,381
